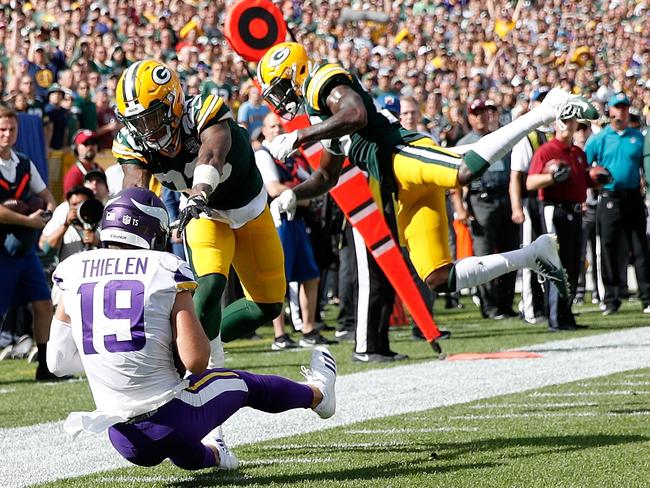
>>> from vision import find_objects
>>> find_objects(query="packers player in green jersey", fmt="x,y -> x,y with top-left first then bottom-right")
113,60 -> 292,371
258,42 -> 600,301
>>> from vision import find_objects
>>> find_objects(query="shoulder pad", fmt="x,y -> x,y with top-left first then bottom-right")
305,64 -> 352,111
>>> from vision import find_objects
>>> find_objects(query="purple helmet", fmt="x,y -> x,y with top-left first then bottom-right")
99,187 -> 169,251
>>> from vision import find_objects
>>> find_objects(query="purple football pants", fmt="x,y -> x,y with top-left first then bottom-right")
107,368 -> 314,470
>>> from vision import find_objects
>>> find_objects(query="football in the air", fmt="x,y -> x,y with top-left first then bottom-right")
1,195 -> 46,215
542,159 -> 567,174
588,165 -> 612,186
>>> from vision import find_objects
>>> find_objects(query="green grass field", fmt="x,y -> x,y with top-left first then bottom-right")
3,296 -> 650,487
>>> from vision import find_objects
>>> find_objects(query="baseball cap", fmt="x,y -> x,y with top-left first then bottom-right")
378,94 -> 401,116
608,92 -> 630,107
48,83 -> 64,95
74,129 -> 98,146
467,99 -> 487,115
378,68 -> 392,78
530,86 -> 550,102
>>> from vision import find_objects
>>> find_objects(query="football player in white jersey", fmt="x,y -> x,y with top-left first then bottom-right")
46,188 -> 336,470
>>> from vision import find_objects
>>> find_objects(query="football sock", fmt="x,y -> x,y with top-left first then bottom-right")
220,299 -> 282,343
37,343 -> 47,369
207,336 -> 224,369
452,248 -> 534,292
236,370 -> 313,412
463,106 -> 552,176
194,274 -> 227,340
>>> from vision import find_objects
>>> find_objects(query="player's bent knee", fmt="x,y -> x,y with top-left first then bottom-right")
425,264 -> 454,293
258,302 -> 283,321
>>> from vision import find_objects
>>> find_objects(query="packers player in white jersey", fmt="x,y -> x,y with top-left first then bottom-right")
257,42 -> 601,303
112,60 -> 294,368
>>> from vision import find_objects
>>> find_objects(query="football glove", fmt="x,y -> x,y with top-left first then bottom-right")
178,192 -> 211,234
552,165 -> 571,183
269,131 -> 299,160
269,189 -> 297,227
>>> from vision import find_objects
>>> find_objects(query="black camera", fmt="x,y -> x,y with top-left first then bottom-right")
74,198 -> 104,230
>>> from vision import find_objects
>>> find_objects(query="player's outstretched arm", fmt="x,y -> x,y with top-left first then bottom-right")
122,163 -> 152,189
194,121 -> 232,197
47,302 -> 83,376
295,85 -> 368,148
293,150 -> 345,200
171,291 -> 210,375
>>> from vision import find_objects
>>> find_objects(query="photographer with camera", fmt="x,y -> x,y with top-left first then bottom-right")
40,186 -> 102,262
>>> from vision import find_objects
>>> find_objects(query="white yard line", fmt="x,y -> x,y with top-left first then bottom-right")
2,327 -> 650,488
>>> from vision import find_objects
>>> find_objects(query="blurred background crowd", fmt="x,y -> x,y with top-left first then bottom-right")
2,0 -> 650,372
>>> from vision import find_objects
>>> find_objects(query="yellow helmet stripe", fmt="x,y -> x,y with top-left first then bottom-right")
306,64 -> 351,111
196,95 -> 224,132
122,61 -> 143,102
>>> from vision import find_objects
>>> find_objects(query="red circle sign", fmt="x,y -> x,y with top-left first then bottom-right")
224,0 -> 287,62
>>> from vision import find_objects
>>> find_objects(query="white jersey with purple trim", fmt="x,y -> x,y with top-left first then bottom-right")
52,248 -> 198,435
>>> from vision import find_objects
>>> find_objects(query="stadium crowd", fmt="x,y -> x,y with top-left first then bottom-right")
2,0 -> 650,376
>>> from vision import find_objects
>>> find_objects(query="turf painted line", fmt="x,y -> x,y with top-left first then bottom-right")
3,327 -> 650,488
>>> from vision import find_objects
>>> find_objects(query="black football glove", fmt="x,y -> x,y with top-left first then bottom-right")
178,192 -> 211,234
552,165 -> 571,183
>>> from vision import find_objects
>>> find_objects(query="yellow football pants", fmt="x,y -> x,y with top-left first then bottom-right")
392,136 -> 462,280
184,206 -> 286,303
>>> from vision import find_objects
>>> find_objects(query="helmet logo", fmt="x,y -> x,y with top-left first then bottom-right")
268,47 -> 291,68
152,66 -> 172,85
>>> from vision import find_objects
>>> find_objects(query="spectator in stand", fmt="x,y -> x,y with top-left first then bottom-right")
0,106 -> 57,381
237,86 -> 269,136
72,81 -> 97,132
94,88 -> 121,151
527,116 -> 593,332
585,93 -> 650,316
26,43 -> 58,102
63,130 -> 103,195
201,63 -> 233,102
43,84 -> 69,150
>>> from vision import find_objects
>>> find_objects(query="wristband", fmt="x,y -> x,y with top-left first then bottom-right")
193,165 -> 221,194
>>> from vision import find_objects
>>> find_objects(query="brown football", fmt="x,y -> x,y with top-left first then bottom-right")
588,165 -> 612,186
1,195 -> 46,215
542,158 -> 567,174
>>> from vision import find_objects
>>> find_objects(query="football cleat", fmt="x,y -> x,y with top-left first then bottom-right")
530,234 -> 570,299
301,346 -> 336,419
204,427 -> 239,470
541,88 -> 599,130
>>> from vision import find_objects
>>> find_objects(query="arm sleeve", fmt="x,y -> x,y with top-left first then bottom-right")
41,202 -> 68,237
29,161 -> 47,193
46,317 -> 84,376
254,149 -> 281,183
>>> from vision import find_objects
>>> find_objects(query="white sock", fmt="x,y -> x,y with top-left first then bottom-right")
466,105 -> 555,164
453,248 -> 536,292
207,336 -> 225,369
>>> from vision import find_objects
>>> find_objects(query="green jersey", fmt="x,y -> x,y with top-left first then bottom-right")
112,94 -> 263,213
302,63 -> 423,190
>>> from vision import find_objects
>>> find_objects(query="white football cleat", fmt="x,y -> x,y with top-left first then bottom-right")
301,346 -> 337,419
529,234 -> 570,299
204,426 -> 239,470
540,88 -> 599,129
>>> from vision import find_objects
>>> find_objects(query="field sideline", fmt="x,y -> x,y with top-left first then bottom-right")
2,325 -> 650,487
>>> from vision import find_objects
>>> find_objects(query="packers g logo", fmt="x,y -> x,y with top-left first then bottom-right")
268,47 -> 291,67
152,66 -> 171,85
